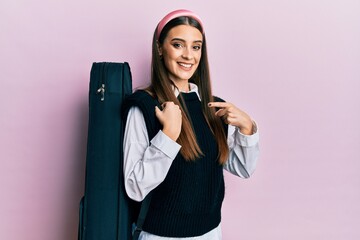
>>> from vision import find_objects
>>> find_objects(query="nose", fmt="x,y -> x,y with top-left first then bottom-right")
181,47 -> 193,60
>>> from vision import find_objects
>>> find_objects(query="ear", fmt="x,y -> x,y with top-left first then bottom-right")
156,41 -> 163,56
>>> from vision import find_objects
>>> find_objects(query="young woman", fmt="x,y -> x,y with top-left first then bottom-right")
122,9 -> 260,240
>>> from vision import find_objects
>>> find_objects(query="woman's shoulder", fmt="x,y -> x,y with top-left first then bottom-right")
124,89 -> 158,105
122,90 -> 158,117
127,89 -> 154,100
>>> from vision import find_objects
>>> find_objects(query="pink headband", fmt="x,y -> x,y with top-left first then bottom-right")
156,9 -> 204,40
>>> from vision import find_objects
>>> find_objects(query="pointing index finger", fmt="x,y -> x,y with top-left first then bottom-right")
208,102 -> 228,108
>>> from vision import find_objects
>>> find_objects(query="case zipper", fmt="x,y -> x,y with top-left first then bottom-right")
96,62 -> 108,101
97,84 -> 105,101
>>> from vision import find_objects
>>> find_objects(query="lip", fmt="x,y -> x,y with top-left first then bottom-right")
178,62 -> 193,71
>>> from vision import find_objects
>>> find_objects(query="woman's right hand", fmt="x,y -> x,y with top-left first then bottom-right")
155,102 -> 182,141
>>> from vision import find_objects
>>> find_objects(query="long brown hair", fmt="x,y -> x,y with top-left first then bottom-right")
146,16 -> 229,164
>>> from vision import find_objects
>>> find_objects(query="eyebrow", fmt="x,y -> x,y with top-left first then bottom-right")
170,38 -> 203,44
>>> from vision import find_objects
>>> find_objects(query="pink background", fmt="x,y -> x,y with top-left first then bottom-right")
1,0 -> 359,239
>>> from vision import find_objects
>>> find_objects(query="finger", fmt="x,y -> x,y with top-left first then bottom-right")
221,116 -> 229,124
155,107 -> 162,122
215,108 -> 226,117
226,116 -> 236,125
155,106 -> 162,115
227,112 -> 236,118
208,102 -> 229,108
162,101 -> 175,109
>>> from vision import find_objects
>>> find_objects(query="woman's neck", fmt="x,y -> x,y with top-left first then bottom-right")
171,79 -> 190,93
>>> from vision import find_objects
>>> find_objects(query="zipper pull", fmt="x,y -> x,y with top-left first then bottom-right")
97,84 -> 105,101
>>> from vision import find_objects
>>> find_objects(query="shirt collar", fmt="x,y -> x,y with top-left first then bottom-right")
173,82 -> 201,100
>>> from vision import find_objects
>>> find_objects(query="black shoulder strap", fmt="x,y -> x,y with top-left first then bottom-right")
122,90 -> 162,140
122,91 -> 161,239
132,193 -> 153,240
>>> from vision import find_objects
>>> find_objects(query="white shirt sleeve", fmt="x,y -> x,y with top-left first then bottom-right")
223,122 -> 260,178
123,106 -> 181,202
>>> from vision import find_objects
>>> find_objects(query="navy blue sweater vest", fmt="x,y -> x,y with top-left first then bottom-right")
122,90 -> 227,237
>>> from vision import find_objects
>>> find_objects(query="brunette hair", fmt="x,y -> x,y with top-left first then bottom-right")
146,16 -> 229,164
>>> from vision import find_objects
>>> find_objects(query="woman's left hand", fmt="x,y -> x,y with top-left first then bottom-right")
208,101 -> 254,135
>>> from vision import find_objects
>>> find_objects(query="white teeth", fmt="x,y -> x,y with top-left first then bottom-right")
178,63 -> 192,68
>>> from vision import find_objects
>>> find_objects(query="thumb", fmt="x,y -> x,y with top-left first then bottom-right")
155,106 -> 162,118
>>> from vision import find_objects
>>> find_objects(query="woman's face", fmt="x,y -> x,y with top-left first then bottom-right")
159,24 -> 203,86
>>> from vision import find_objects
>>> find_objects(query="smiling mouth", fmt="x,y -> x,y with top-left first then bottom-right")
178,62 -> 193,69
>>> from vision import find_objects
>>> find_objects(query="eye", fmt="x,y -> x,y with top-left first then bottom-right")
193,45 -> 202,51
172,43 -> 183,48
